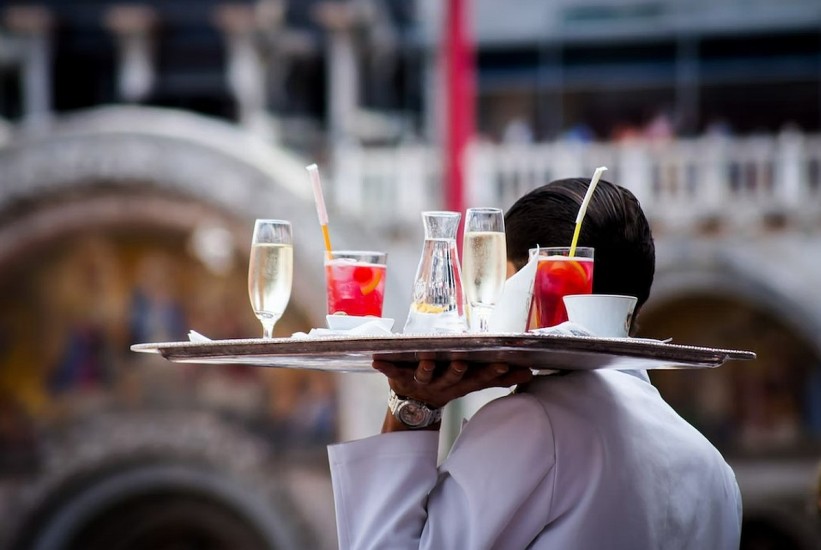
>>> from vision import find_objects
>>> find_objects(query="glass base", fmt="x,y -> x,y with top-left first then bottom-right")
403,309 -> 466,335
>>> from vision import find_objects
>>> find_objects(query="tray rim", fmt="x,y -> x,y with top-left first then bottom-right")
130,333 -> 756,372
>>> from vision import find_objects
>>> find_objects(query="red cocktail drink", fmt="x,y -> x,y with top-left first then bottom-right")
528,247 -> 594,329
325,251 -> 387,317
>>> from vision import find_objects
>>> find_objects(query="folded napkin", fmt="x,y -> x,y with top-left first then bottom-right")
188,329 -> 212,342
528,321 -> 595,337
528,323 -> 672,343
291,320 -> 394,339
188,321 -> 394,343
487,249 -> 539,333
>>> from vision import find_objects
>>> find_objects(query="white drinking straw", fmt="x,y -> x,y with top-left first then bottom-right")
569,166 -> 608,256
306,163 -> 332,253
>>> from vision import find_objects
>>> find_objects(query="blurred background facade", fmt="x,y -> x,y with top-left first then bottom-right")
1,0 -> 820,548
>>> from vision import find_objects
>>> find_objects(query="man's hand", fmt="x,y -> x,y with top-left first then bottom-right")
373,359 -> 533,409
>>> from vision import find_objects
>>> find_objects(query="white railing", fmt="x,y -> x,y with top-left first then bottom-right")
328,132 -> 821,234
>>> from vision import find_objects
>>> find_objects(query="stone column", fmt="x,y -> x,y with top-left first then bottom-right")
675,37 -> 699,136
103,4 -> 157,103
422,43 -> 443,144
256,0 -> 316,117
255,0 -> 287,113
4,6 -> 53,129
213,3 -> 272,139
314,1 -> 363,145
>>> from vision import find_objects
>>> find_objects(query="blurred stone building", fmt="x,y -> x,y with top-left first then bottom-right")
1,1 -> 821,549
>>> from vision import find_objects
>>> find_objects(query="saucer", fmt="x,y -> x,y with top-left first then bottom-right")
325,315 -> 395,332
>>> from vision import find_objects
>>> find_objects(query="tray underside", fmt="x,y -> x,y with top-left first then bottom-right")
131,334 -> 756,373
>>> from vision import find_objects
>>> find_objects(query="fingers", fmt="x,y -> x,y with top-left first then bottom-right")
469,362 -> 508,384
479,363 -> 533,387
493,366 -> 534,387
412,360 -> 436,385
373,359 -> 531,405
438,361 -> 468,386
372,360 -> 405,378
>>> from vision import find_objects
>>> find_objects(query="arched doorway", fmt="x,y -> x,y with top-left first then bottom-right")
640,294 -> 821,453
640,238 -> 821,549
0,106 -> 346,548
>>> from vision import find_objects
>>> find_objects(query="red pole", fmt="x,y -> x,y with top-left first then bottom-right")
444,0 -> 475,237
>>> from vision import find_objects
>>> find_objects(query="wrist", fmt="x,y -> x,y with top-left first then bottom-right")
387,389 -> 443,430
382,409 -> 441,432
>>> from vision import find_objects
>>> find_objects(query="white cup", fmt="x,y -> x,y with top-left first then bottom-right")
562,294 -> 638,338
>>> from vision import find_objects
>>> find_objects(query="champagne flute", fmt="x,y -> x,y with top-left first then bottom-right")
462,207 -> 506,333
248,219 -> 293,338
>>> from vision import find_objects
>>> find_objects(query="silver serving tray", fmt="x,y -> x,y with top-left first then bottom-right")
131,333 -> 756,373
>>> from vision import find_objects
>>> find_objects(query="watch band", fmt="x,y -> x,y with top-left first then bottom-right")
388,389 -> 443,428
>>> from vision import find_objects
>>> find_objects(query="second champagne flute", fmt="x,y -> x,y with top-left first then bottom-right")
248,219 -> 293,338
462,207 -> 507,332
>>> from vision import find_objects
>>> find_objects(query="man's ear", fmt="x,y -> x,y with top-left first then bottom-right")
506,261 -> 518,279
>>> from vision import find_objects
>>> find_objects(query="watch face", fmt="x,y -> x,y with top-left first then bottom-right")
398,402 -> 428,427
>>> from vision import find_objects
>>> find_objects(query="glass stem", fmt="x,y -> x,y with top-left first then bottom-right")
262,321 -> 276,338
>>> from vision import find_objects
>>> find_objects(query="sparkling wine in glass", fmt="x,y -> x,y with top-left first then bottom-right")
462,207 -> 506,332
248,219 -> 293,338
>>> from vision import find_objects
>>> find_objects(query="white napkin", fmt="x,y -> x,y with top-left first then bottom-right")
291,320 -> 394,339
487,250 -> 539,333
528,321 -> 594,337
188,330 -> 212,342
189,322 -> 394,343
528,323 -> 672,343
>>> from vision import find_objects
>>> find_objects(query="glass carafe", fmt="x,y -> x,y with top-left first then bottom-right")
403,211 -> 467,334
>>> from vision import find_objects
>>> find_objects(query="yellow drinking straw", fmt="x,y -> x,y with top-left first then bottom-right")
306,163 -> 333,255
569,166 -> 608,257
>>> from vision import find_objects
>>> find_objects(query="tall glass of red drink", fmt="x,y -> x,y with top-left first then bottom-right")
325,251 -> 387,317
528,247 -> 594,329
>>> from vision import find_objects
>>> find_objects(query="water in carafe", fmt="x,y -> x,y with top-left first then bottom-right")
403,211 -> 467,334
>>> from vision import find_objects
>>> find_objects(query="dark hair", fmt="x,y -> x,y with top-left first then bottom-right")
504,178 -> 655,308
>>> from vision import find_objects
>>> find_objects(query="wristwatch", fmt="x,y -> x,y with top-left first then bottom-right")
388,389 -> 443,429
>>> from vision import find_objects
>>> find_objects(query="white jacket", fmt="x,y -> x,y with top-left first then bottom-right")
328,370 -> 742,550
